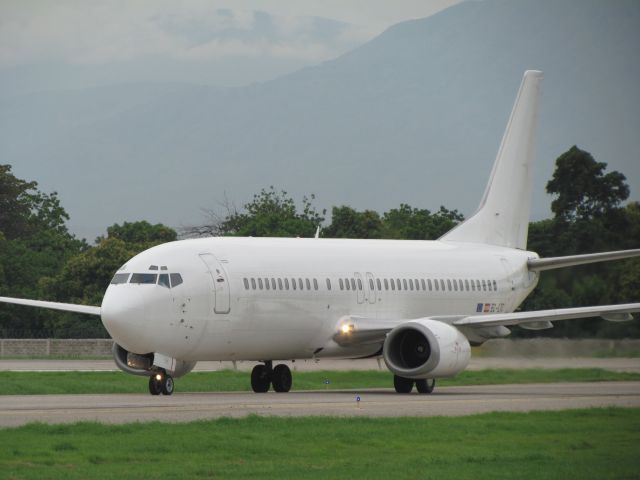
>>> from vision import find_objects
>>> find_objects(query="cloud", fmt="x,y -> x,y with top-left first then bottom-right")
0,2 -> 371,67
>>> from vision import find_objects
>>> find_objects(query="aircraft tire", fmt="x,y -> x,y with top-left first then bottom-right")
272,364 -> 292,393
251,365 -> 271,393
148,375 -> 162,395
161,374 -> 174,395
393,375 -> 414,394
415,378 -> 435,394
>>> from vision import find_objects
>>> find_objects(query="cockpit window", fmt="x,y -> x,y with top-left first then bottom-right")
170,273 -> 183,287
158,274 -> 170,288
130,273 -> 158,284
110,273 -> 130,284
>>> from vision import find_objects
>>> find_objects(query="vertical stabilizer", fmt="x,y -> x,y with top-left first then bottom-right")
441,70 -> 543,250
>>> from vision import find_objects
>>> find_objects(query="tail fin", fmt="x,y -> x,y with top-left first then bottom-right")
441,70 -> 543,250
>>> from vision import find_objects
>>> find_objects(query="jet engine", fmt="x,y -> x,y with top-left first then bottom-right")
112,343 -> 196,378
382,319 -> 471,379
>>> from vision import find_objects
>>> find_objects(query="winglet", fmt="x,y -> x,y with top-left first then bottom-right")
441,70 -> 543,249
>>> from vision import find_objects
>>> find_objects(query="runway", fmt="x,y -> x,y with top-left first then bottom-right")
1,382 -> 638,427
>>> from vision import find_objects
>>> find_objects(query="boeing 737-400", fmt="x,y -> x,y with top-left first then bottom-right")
2,70 -> 639,395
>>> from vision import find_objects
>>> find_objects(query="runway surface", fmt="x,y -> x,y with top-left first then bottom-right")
1,357 -> 639,372
1,382 -> 638,427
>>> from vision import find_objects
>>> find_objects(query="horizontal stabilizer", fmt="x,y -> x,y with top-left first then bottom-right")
453,303 -> 640,329
0,296 -> 101,316
528,249 -> 640,272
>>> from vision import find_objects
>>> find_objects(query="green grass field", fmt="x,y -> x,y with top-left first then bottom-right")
1,368 -> 639,395
0,408 -> 638,479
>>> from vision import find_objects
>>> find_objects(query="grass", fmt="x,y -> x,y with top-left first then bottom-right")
1,368 -> 639,395
0,408 -> 639,479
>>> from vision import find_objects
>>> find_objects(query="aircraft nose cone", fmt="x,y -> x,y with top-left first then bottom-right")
101,287 -> 149,353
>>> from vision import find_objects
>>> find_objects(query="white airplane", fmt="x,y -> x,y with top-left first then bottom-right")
2,70 -> 639,396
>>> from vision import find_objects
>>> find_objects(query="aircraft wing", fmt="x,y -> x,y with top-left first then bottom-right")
453,303 -> 640,329
0,296 -> 101,316
334,303 -> 640,345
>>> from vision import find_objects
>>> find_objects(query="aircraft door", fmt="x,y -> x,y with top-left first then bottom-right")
365,272 -> 376,304
199,253 -> 231,314
354,272 -> 365,304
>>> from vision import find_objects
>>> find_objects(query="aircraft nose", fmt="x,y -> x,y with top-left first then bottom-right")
101,287 -> 150,353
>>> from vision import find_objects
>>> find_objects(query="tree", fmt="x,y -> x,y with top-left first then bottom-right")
382,204 -> 463,240
101,221 -> 177,245
323,206 -> 383,239
188,187 -> 325,238
546,146 -> 629,222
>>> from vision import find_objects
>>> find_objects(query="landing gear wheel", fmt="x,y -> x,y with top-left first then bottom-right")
148,375 -> 162,396
251,364 -> 271,393
161,374 -> 174,395
272,364 -> 292,392
415,378 -> 435,394
393,375 -> 414,394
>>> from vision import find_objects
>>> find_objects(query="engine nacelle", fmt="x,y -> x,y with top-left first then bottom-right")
112,343 -> 196,378
383,319 -> 471,379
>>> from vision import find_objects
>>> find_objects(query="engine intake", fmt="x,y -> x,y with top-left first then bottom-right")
383,319 -> 471,379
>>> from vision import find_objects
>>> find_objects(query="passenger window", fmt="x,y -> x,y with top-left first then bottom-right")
326,278 -> 331,290
482,280 -> 486,291
397,278 -> 402,291
465,279 -> 470,291
402,279 -> 408,290
453,279 -> 458,291
258,278 -> 264,290
427,279 -> 432,291
493,280 -> 497,291
420,279 -> 425,291
251,278 -> 256,289
306,278 -> 311,290
369,278 -> 374,290
434,279 -> 439,291
447,279 -> 452,291
377,278 -> 382,291
409,279 -> 414,290
349,278 -> 355,290
299,278 -> 304,290
292,278 -> 297,290
278,278 -> 283,290
313,278 -> 318,290
440,279 -> 445,291
471,280 -> 476,291
345,278 -> 351,291
357,278 -> 362,290
390,278 -> 395,291
271,278 -> 276,290
158,274 -> 170,288
265,278 -> 270,290
339,278 -> 344,290
384,279 -> 389,290
284,278 -> 290,290
130,273 -> 158,284
110,273 -> 130,285
243,278 -> 249,290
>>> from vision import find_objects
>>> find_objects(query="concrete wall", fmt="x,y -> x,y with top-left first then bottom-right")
0,339 -> 114,357
0,338 -> 639,358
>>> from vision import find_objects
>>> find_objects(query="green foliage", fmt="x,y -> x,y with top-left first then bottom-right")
547,145 -> 629,221
323,206 -> 383,238
100,221 -> 176,245
381,204 -> 463,239
216,187 -> 326,237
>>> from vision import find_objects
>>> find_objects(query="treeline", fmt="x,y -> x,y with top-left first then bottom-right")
0,146 -> 638,338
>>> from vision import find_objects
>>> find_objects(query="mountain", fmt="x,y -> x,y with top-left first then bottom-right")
1,0 -> 639,240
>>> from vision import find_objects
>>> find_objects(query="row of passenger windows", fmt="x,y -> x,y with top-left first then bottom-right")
110,272 -> 183,288
243,276 -> 498,293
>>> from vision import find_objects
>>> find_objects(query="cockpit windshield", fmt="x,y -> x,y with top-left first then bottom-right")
110,272 -> 183,288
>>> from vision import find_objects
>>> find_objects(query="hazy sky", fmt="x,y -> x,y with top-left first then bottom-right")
1,0 -> 461,93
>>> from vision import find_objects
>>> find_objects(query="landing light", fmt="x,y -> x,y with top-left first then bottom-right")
155,374 -> 162,381
340,324 -> 354,334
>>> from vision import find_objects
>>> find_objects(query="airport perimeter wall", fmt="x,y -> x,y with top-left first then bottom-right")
0,338 -> 638,358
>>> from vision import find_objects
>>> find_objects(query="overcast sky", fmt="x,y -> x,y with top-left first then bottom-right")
1,0 -> 461,94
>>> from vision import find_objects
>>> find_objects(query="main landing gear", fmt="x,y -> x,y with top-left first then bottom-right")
251,361 -> 292,393
149,370 -> 174,396
393,375 -> 435,394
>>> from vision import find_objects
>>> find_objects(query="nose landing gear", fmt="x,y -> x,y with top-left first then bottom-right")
251,361 -> 292,393
149,370 -> 174,395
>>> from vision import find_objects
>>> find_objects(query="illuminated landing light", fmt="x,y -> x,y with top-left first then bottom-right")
340,324 -> 354,334
155,374 -> 162,381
